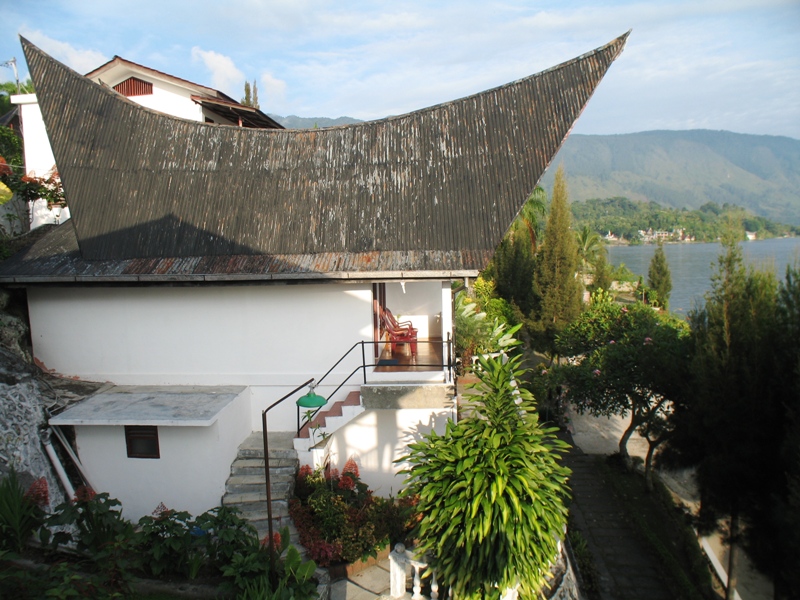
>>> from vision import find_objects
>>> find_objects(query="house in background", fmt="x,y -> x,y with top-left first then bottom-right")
0,34 -> 627,520
11,54 -> 281,230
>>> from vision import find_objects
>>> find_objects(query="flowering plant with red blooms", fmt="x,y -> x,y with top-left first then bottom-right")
289,460 -> 417,566
261,530 -> 283,550
0,156 -> 12,177
342,458 -> 359,478
73,485 -> 97,503
24,477 -> 49,508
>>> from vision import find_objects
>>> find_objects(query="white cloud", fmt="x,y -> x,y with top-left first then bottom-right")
259,72 -> 288,112
20,29 -> 107,74
191,47 -> 244,95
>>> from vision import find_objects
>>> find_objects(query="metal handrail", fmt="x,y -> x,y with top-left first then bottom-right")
261,337 -> 454,554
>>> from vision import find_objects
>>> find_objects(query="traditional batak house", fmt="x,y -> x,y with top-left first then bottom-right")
0,34 -> 627,526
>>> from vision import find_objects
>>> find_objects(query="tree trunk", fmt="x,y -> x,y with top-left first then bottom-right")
618,411 -> 639,469
644,439 -> 659,492
726,510 -> 739,600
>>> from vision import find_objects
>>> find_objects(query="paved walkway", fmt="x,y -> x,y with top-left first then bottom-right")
563,442 -> 673,599
329,410 -> 771,600
330,557 -> 392,600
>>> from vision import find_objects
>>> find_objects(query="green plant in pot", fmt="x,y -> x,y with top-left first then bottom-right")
399,345 -> 572,599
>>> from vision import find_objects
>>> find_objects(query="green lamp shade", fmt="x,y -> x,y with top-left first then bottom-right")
297,391 -> 327,408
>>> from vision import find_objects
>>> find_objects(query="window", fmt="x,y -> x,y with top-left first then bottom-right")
125,426 -> 160,458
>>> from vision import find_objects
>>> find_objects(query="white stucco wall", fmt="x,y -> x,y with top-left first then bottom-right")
122,82 -> 205,122
73,389 -> 250,520
28,284 -> 374,430
326,407 -> 454,496
12,95 -> 55,178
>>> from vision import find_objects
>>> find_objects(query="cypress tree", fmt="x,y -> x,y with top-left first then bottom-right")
592,246 -> 612,292
647,240 -> 672,309
242,81 -> 252,107
531,166 -> 582,351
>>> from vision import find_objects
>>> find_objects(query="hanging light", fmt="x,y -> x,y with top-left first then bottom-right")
296,382 -> 326,408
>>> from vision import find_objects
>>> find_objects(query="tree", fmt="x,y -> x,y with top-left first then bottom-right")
576,225 -> 602,274
517,186 -> 547,253
554,290 -> 690,487
647,240 -> 672,310
0,78 -> 34,116
659,237 -> 790,598
241,80 -> 259,109
530,166 -> 582,352
400,345 -> 571,599
591,246 -> 612,292
487,187 -> 545,315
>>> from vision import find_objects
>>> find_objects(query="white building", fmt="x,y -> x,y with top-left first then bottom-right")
0,35 -> 627,519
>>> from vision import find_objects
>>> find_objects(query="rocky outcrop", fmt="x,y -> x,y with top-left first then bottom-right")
0,294 -> 103,508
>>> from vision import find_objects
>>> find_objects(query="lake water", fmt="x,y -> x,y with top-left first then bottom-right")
607,238 -> 800,317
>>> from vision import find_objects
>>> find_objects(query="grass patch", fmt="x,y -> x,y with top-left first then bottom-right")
599,454 -> 717,600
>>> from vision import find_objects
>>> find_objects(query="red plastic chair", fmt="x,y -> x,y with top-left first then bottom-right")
380,307 -> 418,357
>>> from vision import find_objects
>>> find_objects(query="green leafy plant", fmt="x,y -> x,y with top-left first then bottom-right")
193,505 -> 259,571
222,525 -> 317,599
399,351 -> 572,600
0,470 -> 47,553
135,505 -> 201,578
47,487 -> 134,555
233,545 -> 318,600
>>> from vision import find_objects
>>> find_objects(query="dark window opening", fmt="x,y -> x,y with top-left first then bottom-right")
125,426 -> 160,458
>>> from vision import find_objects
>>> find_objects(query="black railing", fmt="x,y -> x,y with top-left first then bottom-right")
260,336 -> 454,549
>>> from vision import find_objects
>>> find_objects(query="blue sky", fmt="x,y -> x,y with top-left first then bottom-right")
1,0 -> 798,138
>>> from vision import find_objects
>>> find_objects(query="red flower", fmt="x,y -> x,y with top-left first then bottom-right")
338,475 -> 355,491
261,531 -> 282,549
0,157 -> 12,177
25,477 -> 49,507
325,467 -> 339,481
298,464 -> 313,479
342,458 -> 360,479
151,501 -> 170,517
73,485 -> 96,503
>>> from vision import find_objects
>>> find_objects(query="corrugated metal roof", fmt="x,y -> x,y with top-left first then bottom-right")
7,33 -> 628,282
0,221 -> 493,282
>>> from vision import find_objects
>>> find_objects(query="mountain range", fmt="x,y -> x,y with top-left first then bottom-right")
269,119 -> 800,227
540,130 -> 800,225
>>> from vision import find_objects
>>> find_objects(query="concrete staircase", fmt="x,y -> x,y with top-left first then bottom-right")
293,390 -> 364,466
222,431 -> 299,543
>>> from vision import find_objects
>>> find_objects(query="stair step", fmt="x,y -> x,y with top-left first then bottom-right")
298,391 -> 362,439
238,446 -> 298,460
230,461 -> 297,477
224,496 -> 290,517
227,480 -> 293,496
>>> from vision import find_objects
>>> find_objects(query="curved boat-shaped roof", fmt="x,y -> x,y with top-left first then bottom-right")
7,34 -> 628,282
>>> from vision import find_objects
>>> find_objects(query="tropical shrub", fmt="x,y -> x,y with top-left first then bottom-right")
399,351 -> 572,600
47,487 -> 134,554
0,470 -> 48,553
290,459 -> 415,566
224,530 -> 317,600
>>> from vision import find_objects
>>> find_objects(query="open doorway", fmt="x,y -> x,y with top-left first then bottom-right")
372,282 -> 446,371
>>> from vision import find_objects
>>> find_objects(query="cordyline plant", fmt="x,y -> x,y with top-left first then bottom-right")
398,348 -> 571,599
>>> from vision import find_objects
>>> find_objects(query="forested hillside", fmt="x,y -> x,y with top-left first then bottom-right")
571,197 -> 798,242
540,130 -> 800,225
